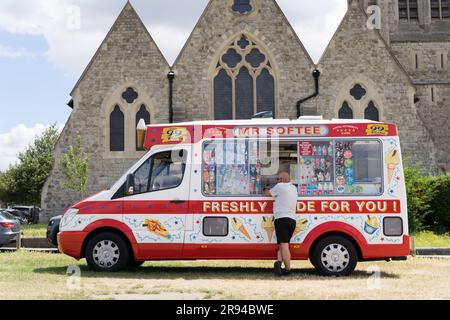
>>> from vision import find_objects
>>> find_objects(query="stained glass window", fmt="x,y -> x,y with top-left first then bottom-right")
235,67 -> 254,120
110,105 -> 124,152
122,87 -> 138,104
365,101 -> 379,122
339,102 -> 354,119
350,84 -> 367,101
257,69 -> 275,115
214,69 -> 233,120
232,0 -> 252,14
213,34 -> 275,120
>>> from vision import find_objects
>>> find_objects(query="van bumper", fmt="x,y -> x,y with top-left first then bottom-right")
58,231 -> 87,260
361,235 -> 410,260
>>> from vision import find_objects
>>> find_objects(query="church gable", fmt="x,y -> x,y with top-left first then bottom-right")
71,1 -> 169,96
172,0 -> 315,121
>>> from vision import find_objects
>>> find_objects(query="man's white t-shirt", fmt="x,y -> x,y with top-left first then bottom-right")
270,183 -> 298,220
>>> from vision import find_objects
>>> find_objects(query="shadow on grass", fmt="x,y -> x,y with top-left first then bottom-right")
33,265 -> 400,280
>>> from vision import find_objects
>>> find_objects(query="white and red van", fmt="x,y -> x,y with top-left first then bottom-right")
58,117 -> 410,276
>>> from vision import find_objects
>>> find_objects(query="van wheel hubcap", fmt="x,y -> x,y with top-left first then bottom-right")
92,240 -> 120,268
321,244 -> 349,273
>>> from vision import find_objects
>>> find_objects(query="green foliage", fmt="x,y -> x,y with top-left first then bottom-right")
404,166 -> 433,233
61,134 -> 89,199
0,125 -> 60,206
404,165 -> 450,233
427,174 -> 450,230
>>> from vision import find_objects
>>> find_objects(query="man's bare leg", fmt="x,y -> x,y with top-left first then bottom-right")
280,243 -> 291,271
277,248 -> 282,263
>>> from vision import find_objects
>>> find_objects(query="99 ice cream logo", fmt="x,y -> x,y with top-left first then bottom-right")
161,127 -> 188,143
366,124 -> 389,136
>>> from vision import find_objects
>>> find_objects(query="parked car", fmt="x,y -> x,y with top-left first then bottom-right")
2,209 -> 28,225
11,206 -> 40,224
0,210 -> 21,248
47,215 -> 62,247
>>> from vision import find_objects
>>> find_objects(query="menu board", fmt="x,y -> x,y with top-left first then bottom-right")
298,141 -> 334,196
203,141 -> 262,196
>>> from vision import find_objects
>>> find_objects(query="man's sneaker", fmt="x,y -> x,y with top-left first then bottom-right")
281,269 -> 292,277
274,261 -> 283,276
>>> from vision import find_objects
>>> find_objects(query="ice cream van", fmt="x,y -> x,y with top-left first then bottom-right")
58,116 -> 410,276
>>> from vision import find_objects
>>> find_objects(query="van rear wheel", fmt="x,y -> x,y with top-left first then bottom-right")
85,232 -> 129,272
311,235 -> 358,277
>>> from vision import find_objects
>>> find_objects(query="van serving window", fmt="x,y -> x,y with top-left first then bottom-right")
202,140 -> 298,196
132,150 -> 187,195
202,139 -> 383,197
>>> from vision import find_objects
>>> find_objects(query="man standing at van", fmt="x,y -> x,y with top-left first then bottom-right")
264,172 -> 297,276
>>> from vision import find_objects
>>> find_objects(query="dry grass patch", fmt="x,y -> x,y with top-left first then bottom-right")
0,251 -> 448,300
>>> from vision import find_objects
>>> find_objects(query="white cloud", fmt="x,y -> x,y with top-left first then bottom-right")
0,123 -> 63,171
0,45 -> 36,59
0,0 -> 347,73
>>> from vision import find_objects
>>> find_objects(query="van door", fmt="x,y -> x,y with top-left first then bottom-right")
123,147 -> 191,259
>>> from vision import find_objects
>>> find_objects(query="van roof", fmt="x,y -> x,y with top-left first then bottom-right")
146,117 -> 384,128
142,117 -> 398,150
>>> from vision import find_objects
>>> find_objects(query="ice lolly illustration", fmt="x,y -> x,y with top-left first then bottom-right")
386,148 -> 400,184
293,218 -> 308,237
261,216 -> 275,241
143,219 -> 170,239
232,218 -> 252,240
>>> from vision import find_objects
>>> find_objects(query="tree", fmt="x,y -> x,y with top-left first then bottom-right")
61,134 -> 89,200
0,125 -> 60,206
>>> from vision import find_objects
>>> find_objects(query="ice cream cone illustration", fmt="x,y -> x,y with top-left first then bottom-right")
136,118 -> 147,149
386,148 -> 400,184
232,218 -> 252,240
143,219 -> 170,239
293,218 -> 308,237
261,216 -> 275,241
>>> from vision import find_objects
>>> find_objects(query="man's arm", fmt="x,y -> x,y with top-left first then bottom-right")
264,188 -> 272,197
264,184 -> 279,197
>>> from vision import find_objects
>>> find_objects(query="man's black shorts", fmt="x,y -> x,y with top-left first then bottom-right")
274,218 -> 296,244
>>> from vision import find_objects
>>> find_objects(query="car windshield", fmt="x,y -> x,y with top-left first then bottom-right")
0,211 -> 17,221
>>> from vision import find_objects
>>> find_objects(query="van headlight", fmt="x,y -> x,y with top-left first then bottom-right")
383,217 -> 403,237
60,208 -> 79,231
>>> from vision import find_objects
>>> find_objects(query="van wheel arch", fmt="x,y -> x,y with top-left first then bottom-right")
81,227 -> 135,261
308,231 -> 362,261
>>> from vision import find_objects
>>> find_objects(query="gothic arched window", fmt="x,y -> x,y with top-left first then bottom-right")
339,102 -> 354,119
110,105 -> 124,152
136,104 -> 151,151
213,34 -> 275,120
365,101 -> 379,121
232,0 -> 252,14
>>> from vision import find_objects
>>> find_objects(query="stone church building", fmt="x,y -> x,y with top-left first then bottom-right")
41,0 -> 450,219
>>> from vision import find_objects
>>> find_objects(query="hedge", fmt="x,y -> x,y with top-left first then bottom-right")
404,166 -> 450,233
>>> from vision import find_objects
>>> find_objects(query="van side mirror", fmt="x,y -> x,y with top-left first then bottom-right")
125,174 -> 135,196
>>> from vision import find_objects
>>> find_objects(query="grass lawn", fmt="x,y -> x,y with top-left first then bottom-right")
414,231 -> 450,247
21,224 -> 47,238
0,251 -> 449,300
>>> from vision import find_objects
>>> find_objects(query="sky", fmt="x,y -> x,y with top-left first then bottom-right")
0,0 -> 347,170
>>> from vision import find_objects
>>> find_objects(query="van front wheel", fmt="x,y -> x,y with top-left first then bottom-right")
311,236 -> 358,277
85,232 -> 129,272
